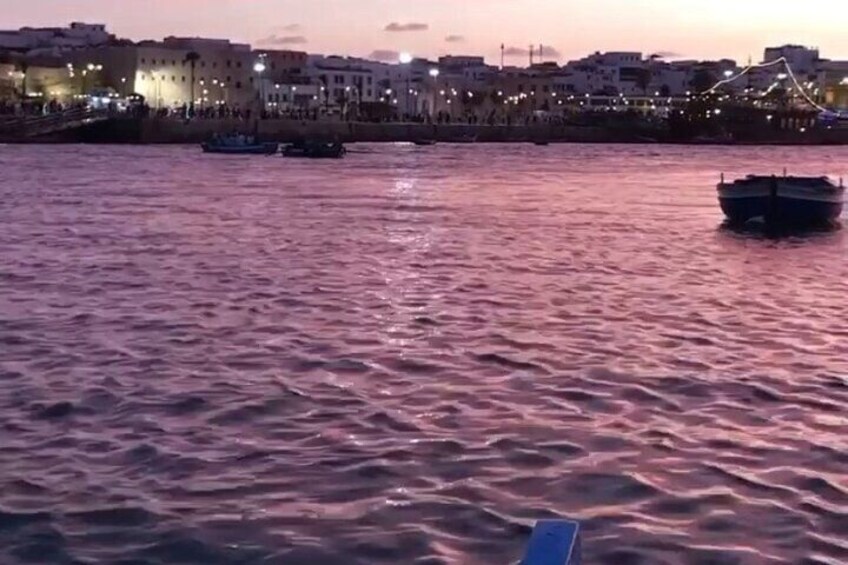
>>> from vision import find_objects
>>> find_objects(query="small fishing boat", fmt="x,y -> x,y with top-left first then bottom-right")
717,174 -> 844,226
282,140 -> 346,159
201,134 -> 278,155
413,139 -> 437,146
532,140 -> 550,146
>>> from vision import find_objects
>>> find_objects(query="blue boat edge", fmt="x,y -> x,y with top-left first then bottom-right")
520,520 -> 582,565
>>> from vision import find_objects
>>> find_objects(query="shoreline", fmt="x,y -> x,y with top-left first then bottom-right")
2,116 -> 848,146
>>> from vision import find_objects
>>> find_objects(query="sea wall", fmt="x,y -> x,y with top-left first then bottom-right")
7,116 -> 848,145
133,118 -> 615,144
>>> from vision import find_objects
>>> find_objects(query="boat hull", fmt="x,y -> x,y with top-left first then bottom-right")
719,195 -> 843,225
281,144 -> 345,159
718,179 -> 844,225
202,143 -> 278,155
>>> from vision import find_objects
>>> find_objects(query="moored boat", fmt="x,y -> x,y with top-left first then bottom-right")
717,174 -> 844,226
201,133 -> 278,155
413,139 -> 437,146
282,140 -> 346,159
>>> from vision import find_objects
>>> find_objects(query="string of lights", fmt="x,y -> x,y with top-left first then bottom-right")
702,56 -> 826,112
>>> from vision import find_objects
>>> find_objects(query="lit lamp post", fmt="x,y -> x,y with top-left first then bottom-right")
344,85 -> 351,119
253,57 -> 267,115
722,69 -> 734,97
399,52 -> 412,118
150,73 -> 162,109
429,68 -> 440,119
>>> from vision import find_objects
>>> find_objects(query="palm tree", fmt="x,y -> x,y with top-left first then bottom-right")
635,68 -> 651,97
19,61 -> 29,101
321,76 -> 330,113
184,51 -> 200,115
690,69 -> 717,96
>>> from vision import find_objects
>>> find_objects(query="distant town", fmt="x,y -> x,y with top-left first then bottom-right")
2,22 -> 848,144
2,23 -> 847,115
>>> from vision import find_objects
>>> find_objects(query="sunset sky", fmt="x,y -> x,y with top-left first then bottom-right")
6,0 -> 845,64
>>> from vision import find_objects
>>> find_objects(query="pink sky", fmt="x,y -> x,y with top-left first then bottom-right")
6,0 -> 846,64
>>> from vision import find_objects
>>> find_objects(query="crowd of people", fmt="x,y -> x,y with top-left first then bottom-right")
1,95 -> 589,128
0,98 -> 71,116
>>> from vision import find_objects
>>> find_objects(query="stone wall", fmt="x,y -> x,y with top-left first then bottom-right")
135,118 -> 613,144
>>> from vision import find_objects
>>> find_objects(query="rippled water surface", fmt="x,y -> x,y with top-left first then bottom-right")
1,143 -> 847,564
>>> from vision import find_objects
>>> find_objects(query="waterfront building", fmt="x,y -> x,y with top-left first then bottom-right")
306,56 -> 377,115
69,37 -> 307,111
71,38 -> 253,109
261,79 -> 320,112
815,60 -> 848,109
0,22 -> 112,54
0,58 -> 76,103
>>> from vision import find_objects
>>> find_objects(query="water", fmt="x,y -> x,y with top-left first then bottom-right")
1,143 -> 846,565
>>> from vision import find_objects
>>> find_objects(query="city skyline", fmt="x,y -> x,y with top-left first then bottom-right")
6,0 -> 847,65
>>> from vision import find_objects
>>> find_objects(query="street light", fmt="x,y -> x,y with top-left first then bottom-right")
254,57 -> 267,110
723,70 -> 734,79
399,52 -> 413,64
428,69 -> 440,118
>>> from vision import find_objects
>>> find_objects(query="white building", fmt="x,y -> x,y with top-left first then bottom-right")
307,55 -> 441,115
70,37 -> 306,110
0,23 -> 111,54
306,57 -> 377,111
261,79 -> 320,112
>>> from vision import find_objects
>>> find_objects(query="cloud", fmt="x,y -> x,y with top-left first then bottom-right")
503,45 -> 562,59
539,45 -> 561,59
257,34 -> 308,46
280,24 -> 301,32
445,35 -> 465,43
503,46 -> 529,57
384,22 -> 429,32
368,49 -> 401,63
650,51 -> 683,60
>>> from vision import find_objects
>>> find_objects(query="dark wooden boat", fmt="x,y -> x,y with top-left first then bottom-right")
413,139 -> 437,146
718,174 -> 844,226
201,141 -> 278,155
282,141 -> 346,159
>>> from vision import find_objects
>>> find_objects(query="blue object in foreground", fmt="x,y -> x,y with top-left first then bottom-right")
520,520 -> 582,565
